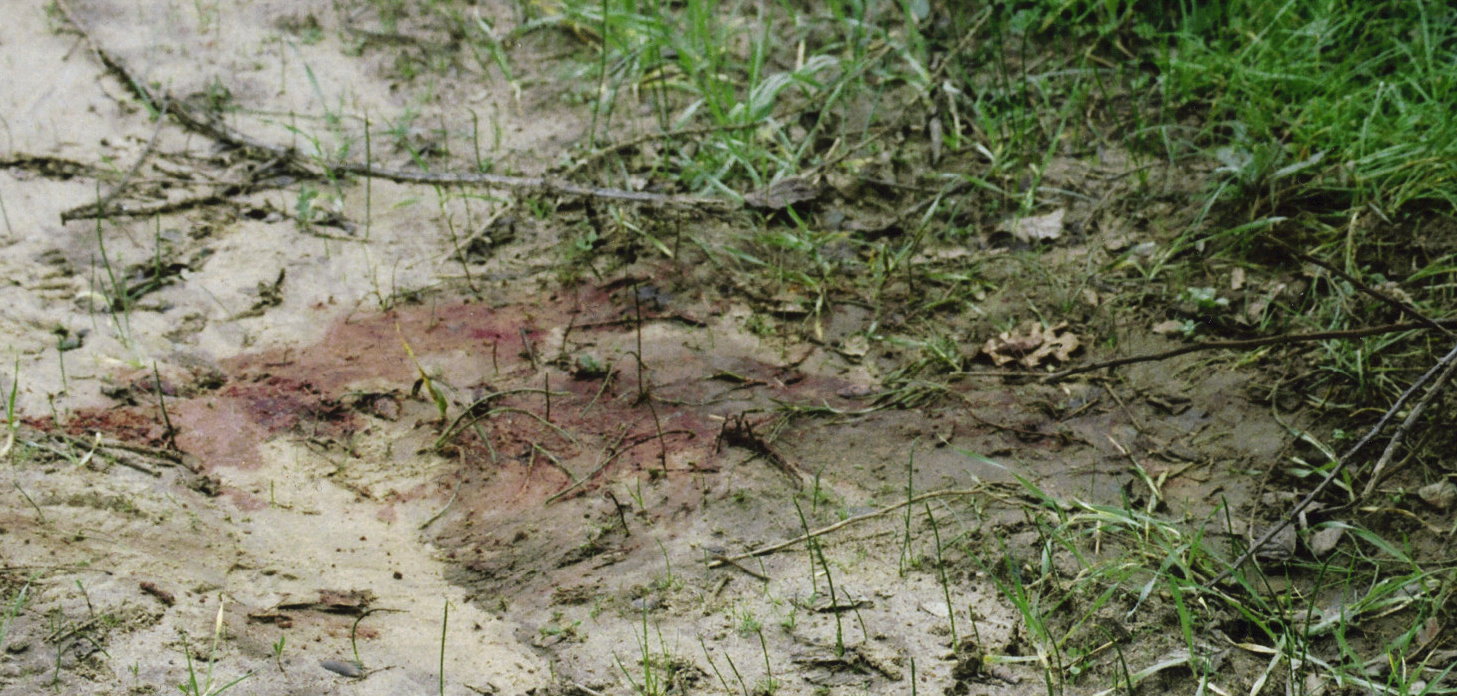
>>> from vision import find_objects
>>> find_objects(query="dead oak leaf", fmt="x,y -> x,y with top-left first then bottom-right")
1151,319 -> 1185,335
982,321 -> 1082,368
1006,208 -> 1065,244
279,588 -> 377,615
744,176 -> 822,209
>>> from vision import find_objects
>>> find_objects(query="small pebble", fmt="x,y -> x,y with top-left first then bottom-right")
630,596 -> 662,611
1418,480 -> 1456,510
320,659 -> 363,678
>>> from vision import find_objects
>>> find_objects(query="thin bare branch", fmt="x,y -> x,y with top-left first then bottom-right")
1206,337 -> 1457,586
1044,319 -> 1457,383
53,0 -> 737,211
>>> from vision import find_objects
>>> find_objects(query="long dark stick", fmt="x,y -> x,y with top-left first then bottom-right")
1205,338 -> 1457,586
1044,319 -> 1457,382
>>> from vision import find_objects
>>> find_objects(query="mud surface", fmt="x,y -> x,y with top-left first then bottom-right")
0,2 -> 1320,695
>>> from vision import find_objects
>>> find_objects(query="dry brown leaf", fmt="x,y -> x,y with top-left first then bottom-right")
1415,617 -> 1442,650
1151,319 -> 1185,335
744,176 -> 822,209
1418,480 -> 1456,510
982,321 -> 1081,368
1008,209 -> 1065,244
1307,525 -> 1345,557
839,334 -> 870,359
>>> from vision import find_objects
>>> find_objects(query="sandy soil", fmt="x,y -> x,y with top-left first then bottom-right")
0,2 -> 1302,695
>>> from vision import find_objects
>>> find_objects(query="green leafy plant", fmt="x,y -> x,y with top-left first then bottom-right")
177,598 -> 251,696
1,357 -> 19,459
398,325 -> 451,422
0,574 -> 34,651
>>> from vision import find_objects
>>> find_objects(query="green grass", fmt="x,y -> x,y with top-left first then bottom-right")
0,574 -> 34,652
2,357 -> 19,460
488,0 -> 1457,405
616,608 -> 696,696
939,463 -> 1455,696
56,1 -> 1451,692
1164,0 -> 1457,215
1115,0 -> 1457,395
91,204 -> 137,358
493,0 -> 1103,403
177,598 -> 251,696
541,0 -> 895,196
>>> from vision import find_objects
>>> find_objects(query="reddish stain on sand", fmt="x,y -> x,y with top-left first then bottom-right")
58,284 -> 862,502
47,281 -> 878,590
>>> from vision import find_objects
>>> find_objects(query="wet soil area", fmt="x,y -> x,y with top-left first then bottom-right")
0,1 -> 1399,695
3,273 -> 1292,694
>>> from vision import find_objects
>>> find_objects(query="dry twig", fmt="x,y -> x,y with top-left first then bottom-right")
60,98 -> 170,221
1264,235 -> 1452,337
1206,337 -> 1457,586
707,486 -> 991,567
1359,344 -> 1457,496
52,0 -> 735,211
1044,319 -> 1457,383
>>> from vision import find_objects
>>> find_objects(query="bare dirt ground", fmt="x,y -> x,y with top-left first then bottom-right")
0,2 -> 1376,695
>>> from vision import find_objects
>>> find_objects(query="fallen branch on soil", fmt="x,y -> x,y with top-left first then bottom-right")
66,98 -> 171,223
330,162 -> 735,208
1265,235 -> 1453,337
707,554 -> 770,582
0,154 -> 113,180
64,190 -> 235,221
707,486 -> 994,568
558,121 -> 760,180
1359,340 -> 1457,496
53,0 -> 736,211
715,413 -> 812,490
60,174 -> 294,221
1043,318 -> 1457,383
542,429 -> 695,504
19,432 -> 157,477
1206,336 -> 1457,587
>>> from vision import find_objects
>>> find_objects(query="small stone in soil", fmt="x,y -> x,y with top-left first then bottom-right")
320,659 -> 364,678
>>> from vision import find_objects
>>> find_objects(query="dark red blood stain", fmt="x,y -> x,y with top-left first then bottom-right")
220,376 -> 350,430
468,328 -> 514,342
222,487 -> 268,511
57,295 -> 603,467
170,397 -> 270,470
38,408 -> 170,447
59,285 -> 864,552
